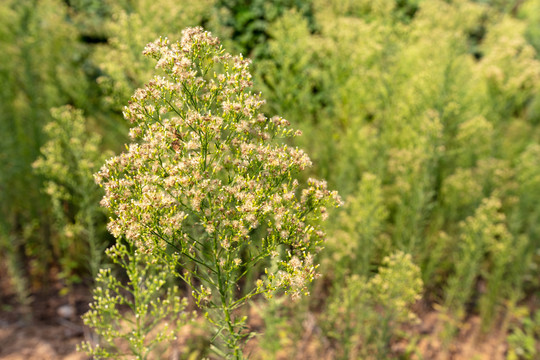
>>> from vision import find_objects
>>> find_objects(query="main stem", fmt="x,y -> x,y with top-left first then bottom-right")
223,300 -> 242,360
216,265 -> 243,360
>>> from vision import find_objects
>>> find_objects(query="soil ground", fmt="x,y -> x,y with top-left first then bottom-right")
0,284 -> 89,360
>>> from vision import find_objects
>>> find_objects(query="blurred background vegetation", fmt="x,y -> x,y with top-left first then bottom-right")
1,0 -> 540,358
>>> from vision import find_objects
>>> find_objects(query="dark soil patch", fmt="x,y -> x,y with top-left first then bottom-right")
0,281 -> 90,360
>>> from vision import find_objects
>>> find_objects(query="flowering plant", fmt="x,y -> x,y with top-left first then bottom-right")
95,27 -> 341,358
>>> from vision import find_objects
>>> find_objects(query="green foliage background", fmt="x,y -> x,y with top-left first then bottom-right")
1,0 -> 540,358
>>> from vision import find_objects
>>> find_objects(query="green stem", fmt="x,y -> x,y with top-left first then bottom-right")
215,256 -> 243,359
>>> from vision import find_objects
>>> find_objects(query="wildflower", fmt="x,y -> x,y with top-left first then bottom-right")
96,26 -> 340,357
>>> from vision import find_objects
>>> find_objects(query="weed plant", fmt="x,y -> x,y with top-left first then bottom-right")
0,0 -> 91,303
326,173 -> 388,281
90,27 -> 340,359
324,252 -> 422,359
256,0 -> 540,344
33,106 -> 112,288
507,308 -> 540,360
80,242 -> 191,359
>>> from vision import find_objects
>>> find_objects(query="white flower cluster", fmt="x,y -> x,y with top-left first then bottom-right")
96,27 -> 341,298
